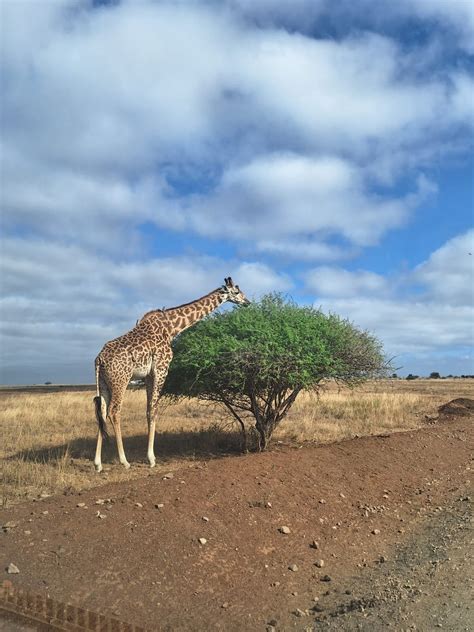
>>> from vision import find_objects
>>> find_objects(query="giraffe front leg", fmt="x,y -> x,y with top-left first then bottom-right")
146,369 -> 168,467
110,411 -> 130,469
145,376 -> 155,467
146,390 -> 160,468
147,415 -> 156,468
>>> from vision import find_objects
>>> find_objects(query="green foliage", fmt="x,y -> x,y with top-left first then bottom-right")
164,293 -> 389,450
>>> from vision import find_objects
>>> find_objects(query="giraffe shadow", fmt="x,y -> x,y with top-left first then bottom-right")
7,427 -> 246,467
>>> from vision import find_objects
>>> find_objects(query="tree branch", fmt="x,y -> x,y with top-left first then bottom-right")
222,399 -> 248,452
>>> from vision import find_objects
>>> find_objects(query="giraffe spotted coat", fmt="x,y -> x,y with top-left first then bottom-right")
93,278 -> 250,472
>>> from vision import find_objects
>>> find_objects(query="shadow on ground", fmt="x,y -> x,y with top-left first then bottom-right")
7,428 -> 247,467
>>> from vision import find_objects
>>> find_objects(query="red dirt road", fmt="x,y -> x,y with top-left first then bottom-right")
1,416 -> 472,631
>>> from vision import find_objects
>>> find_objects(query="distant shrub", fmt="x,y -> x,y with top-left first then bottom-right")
429,372 -> 441,379
406,374 -> 419,380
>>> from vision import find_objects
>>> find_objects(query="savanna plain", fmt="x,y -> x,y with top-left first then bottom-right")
1,378 -> 472,506
1,378 -> 473,631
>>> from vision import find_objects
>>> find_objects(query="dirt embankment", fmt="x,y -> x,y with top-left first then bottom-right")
1,412 -> 472,631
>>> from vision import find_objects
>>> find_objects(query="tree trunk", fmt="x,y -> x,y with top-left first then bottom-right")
250,391 -> 293,451
256,419 -> 277,451
256,424 -> 267,451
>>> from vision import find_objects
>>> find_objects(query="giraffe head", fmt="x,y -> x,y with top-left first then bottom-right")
221,277 -> 251,306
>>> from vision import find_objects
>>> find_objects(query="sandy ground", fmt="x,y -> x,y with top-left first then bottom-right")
1,413 -> 472,631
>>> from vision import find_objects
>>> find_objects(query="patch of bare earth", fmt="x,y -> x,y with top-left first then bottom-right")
1,406 -> 473,631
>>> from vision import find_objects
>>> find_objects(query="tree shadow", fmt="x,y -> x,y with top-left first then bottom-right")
7,427 -> 245,467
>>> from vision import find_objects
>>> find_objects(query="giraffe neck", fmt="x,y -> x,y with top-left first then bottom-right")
165,288 -> 226,336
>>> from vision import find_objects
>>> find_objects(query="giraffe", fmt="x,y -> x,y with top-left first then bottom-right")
93,277 -> 250,472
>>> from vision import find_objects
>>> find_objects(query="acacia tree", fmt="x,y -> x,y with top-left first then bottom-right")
164,294 -> 389,451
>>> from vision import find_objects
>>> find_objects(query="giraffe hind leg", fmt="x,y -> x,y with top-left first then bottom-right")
145,375 -> 156,467
94,428 -> 103,473
107,382 -> 130,468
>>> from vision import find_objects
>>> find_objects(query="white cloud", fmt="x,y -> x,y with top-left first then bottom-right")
449,74 -> 474,129
321,296 -> 473,355
224,0 -> 474,54
0,237 -> 281,318
414,229 -> 474,306
240,32 -> 449,151
183,154 -> 434,251
233,261 -> 293,296
255,238 -> 351,262
306,267 -> 387,297
399,0 -> 474,53
1,0 -> 472,255
1,1 -> 245,178
223,0 -> 326,30
311,230 -> 474,358
0,237 -> 288,382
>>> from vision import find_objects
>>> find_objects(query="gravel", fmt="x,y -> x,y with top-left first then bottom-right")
7,563 -> 20,574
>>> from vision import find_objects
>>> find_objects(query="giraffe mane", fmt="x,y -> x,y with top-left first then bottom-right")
138,288 -> 223,323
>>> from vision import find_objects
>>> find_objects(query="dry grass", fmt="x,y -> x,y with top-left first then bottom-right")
1,379 -> 473,507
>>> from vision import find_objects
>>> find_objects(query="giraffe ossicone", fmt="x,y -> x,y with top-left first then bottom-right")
93,278 -> 250,472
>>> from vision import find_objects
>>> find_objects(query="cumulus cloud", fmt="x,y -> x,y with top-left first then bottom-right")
232,261 -> 293,296
182,155 -> 436,252
397,0 -> 474,53
0,237 -> 289,382
306,267 -> 387,297
414,229 -> 474,306
255,238 -> 351,262
222,0 -> 326,30
2,0 -> 472,253
321,296 -> 473,355
222,0 -> 474,54
311,230 -> 474,361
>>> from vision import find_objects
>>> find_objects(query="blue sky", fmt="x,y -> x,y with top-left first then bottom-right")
1,0 -> 473,384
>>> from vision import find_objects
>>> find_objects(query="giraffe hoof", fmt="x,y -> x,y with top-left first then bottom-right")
149,461 -> 156,468
122,462 -> 131,470
95,464 -> 103,473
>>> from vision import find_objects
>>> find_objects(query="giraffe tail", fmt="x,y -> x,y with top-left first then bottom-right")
94,396 -> 108,439
93,360 -> 109,439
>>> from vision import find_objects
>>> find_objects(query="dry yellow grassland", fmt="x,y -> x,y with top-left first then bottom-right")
1,379 -> 473,506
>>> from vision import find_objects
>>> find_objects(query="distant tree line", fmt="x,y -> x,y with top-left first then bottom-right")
390,373 -> 474,381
